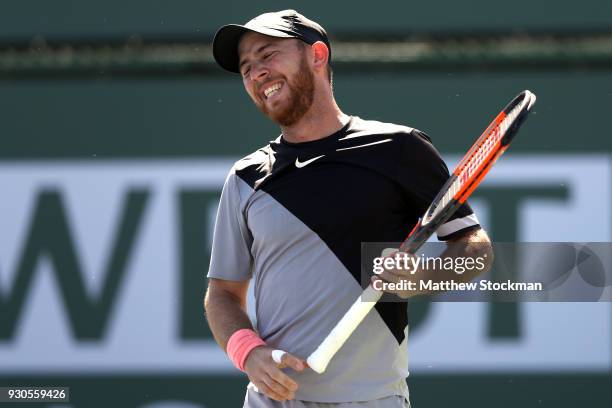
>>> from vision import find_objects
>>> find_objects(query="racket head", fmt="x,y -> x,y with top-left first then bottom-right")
402,90 -> 536,252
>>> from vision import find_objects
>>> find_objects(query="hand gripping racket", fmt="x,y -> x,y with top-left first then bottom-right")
307,90 -> 537,374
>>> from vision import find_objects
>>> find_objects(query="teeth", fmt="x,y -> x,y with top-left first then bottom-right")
264,83 -> 281,98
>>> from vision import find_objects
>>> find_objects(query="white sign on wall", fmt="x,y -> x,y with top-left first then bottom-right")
0,156 -> 610,373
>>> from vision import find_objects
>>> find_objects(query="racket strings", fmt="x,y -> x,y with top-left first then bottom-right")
428,98 -> 527,222
426,177 -> 461,222
457,99 -> 525,187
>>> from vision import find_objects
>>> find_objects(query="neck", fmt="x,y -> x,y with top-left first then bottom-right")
280,94 -> 349,144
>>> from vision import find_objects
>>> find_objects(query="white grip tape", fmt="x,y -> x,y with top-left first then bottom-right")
271,349 -> 286,364
307,285 -> 383,374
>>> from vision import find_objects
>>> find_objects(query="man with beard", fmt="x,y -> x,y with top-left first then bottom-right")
205,9 -> 490,408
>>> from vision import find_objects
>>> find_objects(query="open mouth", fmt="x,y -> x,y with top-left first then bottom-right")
263,82 -> 283,100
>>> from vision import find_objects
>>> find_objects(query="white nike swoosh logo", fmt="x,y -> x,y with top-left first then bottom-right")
335,138 -> 392,151
295,155 -> 325,168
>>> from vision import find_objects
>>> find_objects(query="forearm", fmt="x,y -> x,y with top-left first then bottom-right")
415,228 -> 493,283
204,281 -> 253,351
204,279 -> 306,401
378,228 -> 494,298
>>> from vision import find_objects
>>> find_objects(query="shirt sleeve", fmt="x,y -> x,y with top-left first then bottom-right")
399,129 -> 480,240
207,168 -> 253,281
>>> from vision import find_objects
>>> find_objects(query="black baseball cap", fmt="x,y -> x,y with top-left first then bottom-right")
212,9 -> 331,73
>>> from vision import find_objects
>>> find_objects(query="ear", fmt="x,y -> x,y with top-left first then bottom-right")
311,41 -> 329,70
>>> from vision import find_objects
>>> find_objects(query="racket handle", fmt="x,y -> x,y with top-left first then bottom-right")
307,285 -> 383,374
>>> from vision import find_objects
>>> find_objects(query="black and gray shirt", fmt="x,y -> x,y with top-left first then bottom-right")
208,116 -> 479,403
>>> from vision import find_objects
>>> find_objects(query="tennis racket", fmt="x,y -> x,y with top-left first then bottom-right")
307,90 -> 537,374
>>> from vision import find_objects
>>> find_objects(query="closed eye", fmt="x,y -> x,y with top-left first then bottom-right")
240,49 -> 277,78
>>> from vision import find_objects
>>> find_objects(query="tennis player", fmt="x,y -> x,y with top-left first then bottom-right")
205,9 -> 492,408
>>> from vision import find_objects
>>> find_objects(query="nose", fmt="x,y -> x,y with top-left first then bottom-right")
250,61 -> 269,82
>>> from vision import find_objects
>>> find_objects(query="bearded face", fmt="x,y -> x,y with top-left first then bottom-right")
239,34 -> 316,127
255,52 -> 315,127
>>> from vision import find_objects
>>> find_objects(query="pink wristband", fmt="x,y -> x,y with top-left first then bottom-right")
226,329 -> 266,372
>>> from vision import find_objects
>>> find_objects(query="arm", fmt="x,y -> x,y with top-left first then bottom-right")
204,278 -> 306,401
374,227 -> 494,298
204,278 -> 251,348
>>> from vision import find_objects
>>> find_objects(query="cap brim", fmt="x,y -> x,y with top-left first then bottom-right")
212,24 -> 295,73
